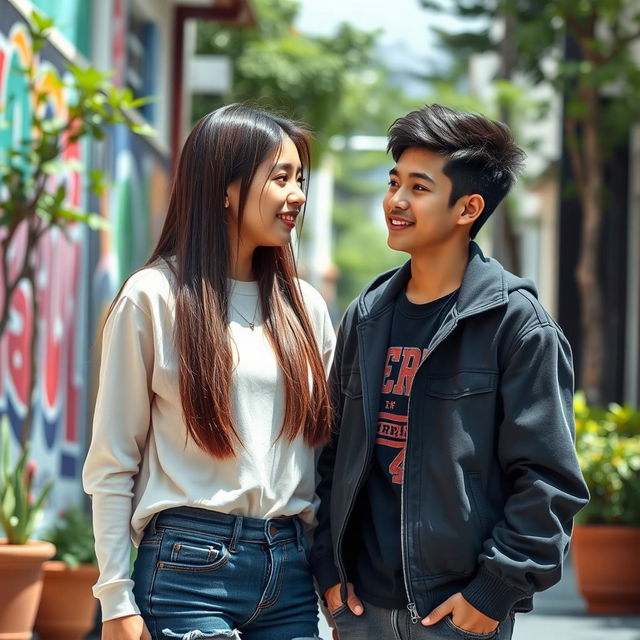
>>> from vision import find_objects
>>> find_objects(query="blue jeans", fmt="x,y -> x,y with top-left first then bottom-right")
132,506 -> 321,640
331,600 -> 515,640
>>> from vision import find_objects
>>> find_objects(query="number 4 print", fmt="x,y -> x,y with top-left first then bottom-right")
389,447 -> 405,485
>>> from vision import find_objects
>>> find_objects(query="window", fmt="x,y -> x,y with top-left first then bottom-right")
125,11 -> 157,123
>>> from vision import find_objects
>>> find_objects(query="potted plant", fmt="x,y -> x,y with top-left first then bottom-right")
572,391 -> 640,614
0,416 -> 56,640
34,507 -> 99,640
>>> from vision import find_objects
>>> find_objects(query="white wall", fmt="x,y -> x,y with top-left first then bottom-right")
625,125 -> 640,406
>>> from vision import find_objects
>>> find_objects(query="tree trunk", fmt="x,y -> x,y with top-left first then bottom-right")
494,0 -> 521,274
0,219 -> 40,446
0,225 -> 21,337
21,261 -> 39,448
572,89 -> 605,405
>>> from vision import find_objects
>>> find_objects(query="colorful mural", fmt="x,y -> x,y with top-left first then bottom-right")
0,23 -> 86,513
0,9 -> 170,522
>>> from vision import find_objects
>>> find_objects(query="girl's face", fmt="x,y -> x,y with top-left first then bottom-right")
226,135 -> 306,255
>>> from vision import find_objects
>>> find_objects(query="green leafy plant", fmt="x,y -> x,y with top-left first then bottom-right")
42,507 -> 96,569
0,415 -> 54,543
574,391 -> 640,526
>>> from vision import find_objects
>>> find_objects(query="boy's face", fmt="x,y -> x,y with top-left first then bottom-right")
383,147 -> 468,257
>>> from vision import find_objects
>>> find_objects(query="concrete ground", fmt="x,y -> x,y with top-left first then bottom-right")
318,559 -> 640,640
507,559 -> 640,640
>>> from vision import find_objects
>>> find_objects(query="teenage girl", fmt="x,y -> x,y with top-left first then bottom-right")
83,104 -> 334,640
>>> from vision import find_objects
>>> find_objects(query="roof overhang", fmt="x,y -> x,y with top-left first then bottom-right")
172,0 -> 256,27
170,0 -> 257,162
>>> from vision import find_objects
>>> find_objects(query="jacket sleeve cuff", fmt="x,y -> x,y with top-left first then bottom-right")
94,581 -> 141,622
461,565 -> 528,621
310,554 -> 341,599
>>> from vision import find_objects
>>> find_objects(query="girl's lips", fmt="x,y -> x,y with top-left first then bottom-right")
276,212 -> 298,229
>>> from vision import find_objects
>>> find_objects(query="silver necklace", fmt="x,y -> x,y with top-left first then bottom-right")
229,300 -> 259,331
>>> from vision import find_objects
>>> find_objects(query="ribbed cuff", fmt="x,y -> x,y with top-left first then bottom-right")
461,566 -> 527,621
95,582 -> 141,622
310,553 -> 341,599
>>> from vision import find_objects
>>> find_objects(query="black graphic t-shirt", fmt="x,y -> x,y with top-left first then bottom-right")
351,288 -> 459,609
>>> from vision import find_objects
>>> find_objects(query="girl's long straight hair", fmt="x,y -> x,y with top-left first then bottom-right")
144,104 -> 331,458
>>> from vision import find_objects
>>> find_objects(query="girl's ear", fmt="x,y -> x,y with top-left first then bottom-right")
456,194 -> 485,228
226,181 -> 240,214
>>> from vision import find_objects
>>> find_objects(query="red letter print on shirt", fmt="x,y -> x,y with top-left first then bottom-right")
377,347 -> 429,484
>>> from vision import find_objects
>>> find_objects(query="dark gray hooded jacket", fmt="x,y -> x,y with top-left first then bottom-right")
310,241 -> 589,622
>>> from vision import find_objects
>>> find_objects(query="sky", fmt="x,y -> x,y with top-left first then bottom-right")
295,0 -> 438,52
294,0 -> 463,93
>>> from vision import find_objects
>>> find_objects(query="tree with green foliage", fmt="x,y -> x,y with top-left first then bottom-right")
194,0 -> 397,154
420,0 -> 640,404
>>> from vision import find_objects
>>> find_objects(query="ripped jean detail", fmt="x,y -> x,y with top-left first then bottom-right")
162,629 -> 239,639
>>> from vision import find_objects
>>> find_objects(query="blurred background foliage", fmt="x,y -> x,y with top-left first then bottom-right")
193,0 -> 405,150
331,149 -> 400,311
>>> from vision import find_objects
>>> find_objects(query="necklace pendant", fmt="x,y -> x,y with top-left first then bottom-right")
249,322 -> 255,331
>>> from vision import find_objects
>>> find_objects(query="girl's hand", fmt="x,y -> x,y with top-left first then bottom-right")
102,615 -> 152,640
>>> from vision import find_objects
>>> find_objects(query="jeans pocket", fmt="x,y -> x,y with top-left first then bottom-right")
158,529 -> 230,572
442,616 -> 499,639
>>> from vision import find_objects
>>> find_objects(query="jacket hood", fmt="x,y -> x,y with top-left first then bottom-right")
357,241 -> 538,321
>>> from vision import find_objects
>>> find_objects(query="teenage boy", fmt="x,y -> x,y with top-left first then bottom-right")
310,104 -> 589,640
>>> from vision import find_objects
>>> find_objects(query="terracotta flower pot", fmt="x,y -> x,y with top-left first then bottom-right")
34,560 -> 100,640
0,539 -> 56,640
572,524 -> 640,614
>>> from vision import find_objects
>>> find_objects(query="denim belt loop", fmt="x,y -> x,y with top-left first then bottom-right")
147,512 -> 159,536
293,516 -> 304,552
229,515 -> 243,553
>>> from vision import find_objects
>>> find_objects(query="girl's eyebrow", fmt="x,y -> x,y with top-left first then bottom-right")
272,162 -> 303,173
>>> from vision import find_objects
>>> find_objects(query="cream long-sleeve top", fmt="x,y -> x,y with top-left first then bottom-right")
82,260 -> 335,622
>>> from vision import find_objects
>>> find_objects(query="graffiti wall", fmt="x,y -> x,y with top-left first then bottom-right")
0,4 -> 170,522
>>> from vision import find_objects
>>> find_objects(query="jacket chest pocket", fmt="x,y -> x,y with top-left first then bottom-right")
342,369 -> 363,400
425,370 -> 497,399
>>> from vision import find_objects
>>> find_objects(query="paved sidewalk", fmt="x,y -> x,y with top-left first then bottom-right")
318,559 -> 640,640
509,559 -> 640,640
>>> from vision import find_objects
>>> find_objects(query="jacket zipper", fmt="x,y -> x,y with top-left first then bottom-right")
402,370 -> 422,623
401,315 -> 458,624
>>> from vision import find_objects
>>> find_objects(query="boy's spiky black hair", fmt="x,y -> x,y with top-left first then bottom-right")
388,104 -> 526,237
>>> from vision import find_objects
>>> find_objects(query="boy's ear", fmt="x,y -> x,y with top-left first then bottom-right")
456,194 -> 485,228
